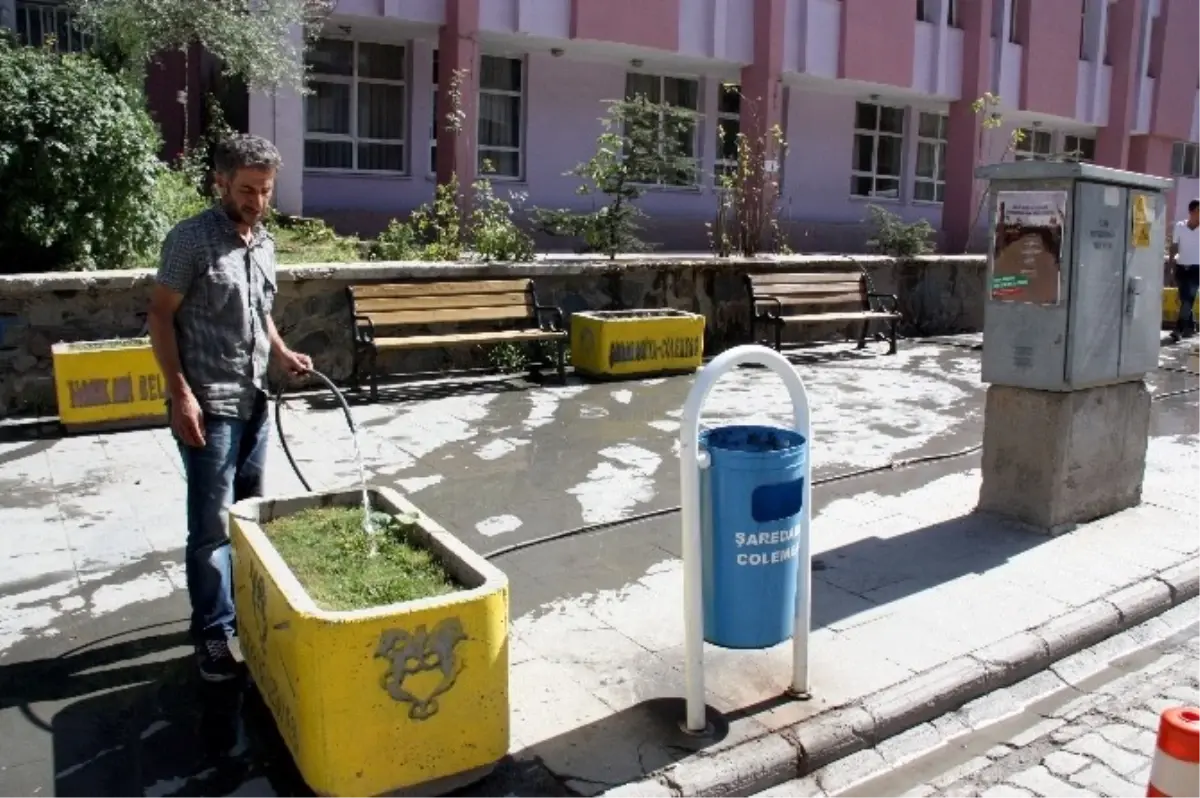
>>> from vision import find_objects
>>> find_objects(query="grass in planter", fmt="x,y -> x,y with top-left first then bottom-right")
63,337 -> 151,351
264,506 -> 460,611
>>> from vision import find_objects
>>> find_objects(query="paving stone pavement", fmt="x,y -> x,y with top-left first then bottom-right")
767,620 -> 1199,798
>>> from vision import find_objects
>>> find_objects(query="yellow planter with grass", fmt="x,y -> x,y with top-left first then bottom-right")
229,487 -> 509,797
1162,286 -> 1199,326
51,338 -> 168,431
570,309 -> 706,378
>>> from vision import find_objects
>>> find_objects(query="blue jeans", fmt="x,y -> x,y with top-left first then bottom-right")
177,391 -> 270,643
1176,264 -> 1199,335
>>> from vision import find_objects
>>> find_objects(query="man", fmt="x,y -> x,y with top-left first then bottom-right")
1169,199 -> 1200,343
148,135 -> 312,682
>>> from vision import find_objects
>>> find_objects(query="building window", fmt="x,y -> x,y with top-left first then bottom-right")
304,38 -> 407,173
15,1 -> 92,52
1172,142 -> 1200,178
1078,0 -> 1089,60
914,112 -> 948,203
1014,127 -> 1053,160
430,49 -> 439,174
625,72 -> 700,186
916,0 -> 935,23
478,56 -> 524,179
1008,0 -> 1020,44
947,0 -> 960,27
715,83 -> 741,180
1063,134 -> 1096,163
851,102 -> 904,199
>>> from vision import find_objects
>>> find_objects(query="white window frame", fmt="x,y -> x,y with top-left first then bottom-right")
1063,134 -> 1096,163
850,101 -> 906,200
1172,141 -> 1200,178
477,55 -> 526,181
304,38 -> 408,175
15,1 -> 93,52
1014,127 -> 1053,161
625,71 -> 702,188
715,83 -> 741,181
914,111 -> 948,204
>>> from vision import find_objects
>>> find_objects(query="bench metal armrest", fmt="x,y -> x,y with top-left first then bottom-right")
867,292 -> 899,314
534,304 -> 565,332
352,313 -> 376,344
752,296 -> 784,318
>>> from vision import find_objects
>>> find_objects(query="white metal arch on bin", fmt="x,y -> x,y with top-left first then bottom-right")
678,344 -> 814,734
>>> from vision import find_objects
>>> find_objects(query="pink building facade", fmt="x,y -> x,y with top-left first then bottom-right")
11,0 -> 1195,250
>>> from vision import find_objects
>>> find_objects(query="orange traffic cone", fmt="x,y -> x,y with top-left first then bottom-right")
1147,706 -> 1199,797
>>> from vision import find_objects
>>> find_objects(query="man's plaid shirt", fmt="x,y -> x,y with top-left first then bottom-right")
156,207 -> 277,420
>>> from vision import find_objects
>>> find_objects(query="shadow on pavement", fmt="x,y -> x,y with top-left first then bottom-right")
0,618 -> 261,796
463,511 -> 1050,795
810,510 -> 1043,620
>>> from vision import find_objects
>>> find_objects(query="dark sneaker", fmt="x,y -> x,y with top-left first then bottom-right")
1170,331 -> 1182,344
197,638 -> 239,683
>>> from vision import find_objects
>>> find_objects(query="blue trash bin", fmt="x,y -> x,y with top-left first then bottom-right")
699,424 -> 808,649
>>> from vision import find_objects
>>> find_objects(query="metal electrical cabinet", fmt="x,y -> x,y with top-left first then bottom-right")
975,162 -> 1173,392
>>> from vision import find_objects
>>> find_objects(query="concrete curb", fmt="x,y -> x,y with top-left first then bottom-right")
602,558 -> 1200,797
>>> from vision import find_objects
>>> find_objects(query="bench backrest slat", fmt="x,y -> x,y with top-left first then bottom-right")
351,279 -> 531,299
365,306 -> 533,326
354,292 -> 530,313
754,281 -> 863,297
364,307 -> 535,326
772,292 -> 864,308
751,270 -> 860,286
349,279 -> 539,328
748,270 -> 867,310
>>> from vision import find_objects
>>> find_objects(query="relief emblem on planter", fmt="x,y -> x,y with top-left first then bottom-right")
375,618 -> 467,720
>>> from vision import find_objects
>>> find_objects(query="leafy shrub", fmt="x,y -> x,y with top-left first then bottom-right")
152,165 -> 210,228
0,39 -> 164,272
372,219 -> 420,261
371,175 -> 534,263
470,178 -> 534,262
408,178 -> 464,261
865,204 -> 935,258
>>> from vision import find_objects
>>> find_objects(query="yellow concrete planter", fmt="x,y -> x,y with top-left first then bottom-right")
570,309 -> 706,378
229,487 -> 509,797
51,338 -> 168,431
1162,286 -> 1199,326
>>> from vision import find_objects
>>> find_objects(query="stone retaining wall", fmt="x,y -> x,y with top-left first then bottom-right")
0,255 -> 987,417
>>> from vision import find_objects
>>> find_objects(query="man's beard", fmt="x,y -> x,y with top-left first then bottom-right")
221,197 -> 257,226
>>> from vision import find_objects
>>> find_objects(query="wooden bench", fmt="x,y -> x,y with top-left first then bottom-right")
348,278 -> 568,399
746,264 -> 901,354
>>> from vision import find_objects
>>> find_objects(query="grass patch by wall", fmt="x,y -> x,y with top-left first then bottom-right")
264,506 -> 460,611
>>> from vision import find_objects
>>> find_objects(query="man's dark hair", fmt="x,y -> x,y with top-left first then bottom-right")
1189,199 -> 1199,212
213,134 -> 282,179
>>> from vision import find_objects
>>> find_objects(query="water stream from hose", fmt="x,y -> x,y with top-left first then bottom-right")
273,370 -> 375,547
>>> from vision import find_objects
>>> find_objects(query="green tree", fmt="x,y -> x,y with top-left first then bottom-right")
533,95 -> 697,259
70,0 -> 336,142
0,38 -> 164,272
